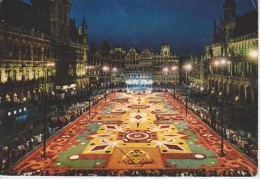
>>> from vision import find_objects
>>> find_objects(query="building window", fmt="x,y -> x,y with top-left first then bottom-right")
14,110 -> 17,115
5,94 -> 11,102
8,112 -> 11,116
13,93 -> 18,102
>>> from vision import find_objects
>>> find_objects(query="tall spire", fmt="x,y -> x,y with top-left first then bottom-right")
224,0 -> 236,8
83,10 -> 87,26
213,19 -> 217,33
223,0 -> 236,21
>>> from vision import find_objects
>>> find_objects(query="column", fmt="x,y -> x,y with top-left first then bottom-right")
18,46 -> 21,60
30,45 -> 34,61
41,47 -> 44,61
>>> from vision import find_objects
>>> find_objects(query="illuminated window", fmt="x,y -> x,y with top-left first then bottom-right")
8,112 -> 11,116
24,107 -> 27,111
14,110 -> 17,114
19,109 -> 22,113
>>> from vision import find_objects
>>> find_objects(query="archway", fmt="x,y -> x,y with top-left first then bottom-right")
20,91 -> 26,102
239,85 -> 245,104
228,83 -> 233,98
27,90 -> 31,100
38,88 -> 43,100
13,93 -> 18,102
246,86 -> 252,105
33,89 -> 37,100
5,94 -> 11,102
214,80 -> 218,94
223,82 -> 228,97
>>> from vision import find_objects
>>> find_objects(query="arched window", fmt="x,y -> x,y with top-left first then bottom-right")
13,70 -> 17,81
5,94 -> 11,102
13,93 -> 18,102
27,91 -> 31,99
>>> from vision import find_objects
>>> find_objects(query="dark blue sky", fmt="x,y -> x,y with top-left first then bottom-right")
22,0 -> 257,55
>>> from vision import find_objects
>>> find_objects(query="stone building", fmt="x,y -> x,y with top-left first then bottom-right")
207,0 -> 258,106
88,42 -> 179,90
0,0 -> 88,122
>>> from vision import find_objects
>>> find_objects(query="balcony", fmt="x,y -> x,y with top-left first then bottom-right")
208,74 -> 254,83
0,22 -> 52,40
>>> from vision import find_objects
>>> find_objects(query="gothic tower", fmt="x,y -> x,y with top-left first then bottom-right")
223,0 -> 236,22
81,15 -> 88,64
213,19 -> 218,43
50,0 -> 71,43
223,0 -> 237,39
81,15 -> 88,45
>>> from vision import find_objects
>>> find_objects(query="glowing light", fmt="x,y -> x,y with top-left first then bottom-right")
47,62 -> 55,67
184,64 -> 192,70
171,66 -> 178,71
214,61 -> 219,66
102,66 -> 109,72
220,59 -> 226,65
163,67 -> 169,72
249,50 -> 258,58
112,67 -> 117,72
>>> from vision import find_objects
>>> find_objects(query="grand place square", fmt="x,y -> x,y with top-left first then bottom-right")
0,0 -> 258,177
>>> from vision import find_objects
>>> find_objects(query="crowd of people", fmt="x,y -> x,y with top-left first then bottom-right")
7,169 -> 254,176
171,89 -> 258,163
1,133 -> 43,174
0,93 -> 106,175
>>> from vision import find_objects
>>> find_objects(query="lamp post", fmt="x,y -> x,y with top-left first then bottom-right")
86,65 -> 94,120
102,66 -> 109,102
213,58 -> 230,157
163,67 -> 169,94
183,64 -> 192,118
42,62 -> 55,157
218,91 -> 225,156
112,67 -> 117,91
171,66 -> 178,102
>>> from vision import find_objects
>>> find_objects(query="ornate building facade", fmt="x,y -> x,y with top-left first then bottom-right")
0,0 -> 88,122
88,43 -> 179,90
207,0 -> 258,106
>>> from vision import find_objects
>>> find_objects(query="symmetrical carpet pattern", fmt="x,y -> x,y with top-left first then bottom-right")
10,92 -> 257,175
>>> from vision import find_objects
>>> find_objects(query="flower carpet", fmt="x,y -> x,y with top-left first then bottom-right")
10,92 -> 257,175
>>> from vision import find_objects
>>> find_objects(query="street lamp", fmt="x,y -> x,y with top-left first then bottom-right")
163,67 -> 169,93
183,64 -> 192,117
171,66 -> 178,101
218,91 -> 225,157
112,67 -> 117,90
249,49 -> 258,59
102,66 -> 109,102
234,95 -> 239,109
42,62 -> 55,157
86,65 -> 94,120
213,58 -> 230,157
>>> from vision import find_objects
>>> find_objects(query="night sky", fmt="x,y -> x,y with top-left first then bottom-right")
22,0 -> 257,55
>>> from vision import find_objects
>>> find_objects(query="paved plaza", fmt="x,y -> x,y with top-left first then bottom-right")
10,92 -> 257,175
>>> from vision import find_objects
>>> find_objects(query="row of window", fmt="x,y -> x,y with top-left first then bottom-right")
7,107 -> 27,116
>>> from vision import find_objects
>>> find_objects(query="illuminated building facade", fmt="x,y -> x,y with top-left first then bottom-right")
0,0 -> 88,122
207,0 -> 258,106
